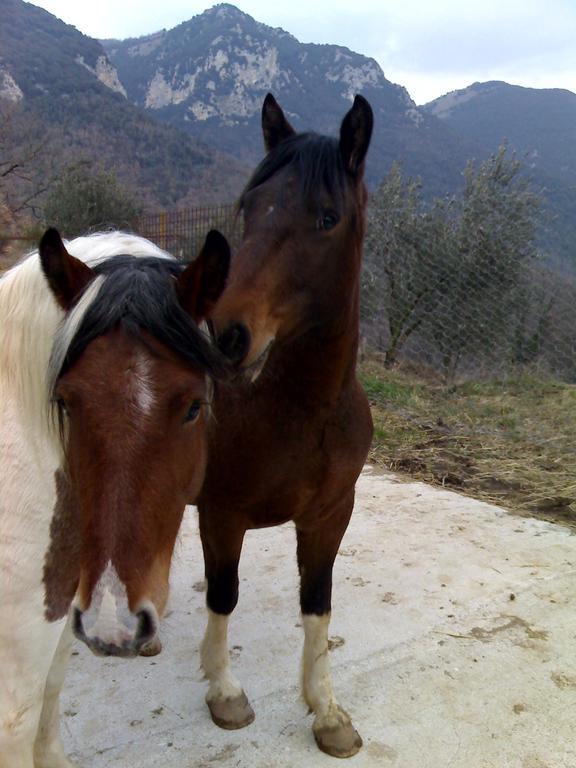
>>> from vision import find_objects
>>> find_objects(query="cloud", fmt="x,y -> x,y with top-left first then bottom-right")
300,0 -> 576,102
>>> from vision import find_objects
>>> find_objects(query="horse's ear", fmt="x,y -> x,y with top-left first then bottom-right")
39,228 -> 95,310
262,93 -> 296,152
339,95 -> 373,178
176,230 -> 230,322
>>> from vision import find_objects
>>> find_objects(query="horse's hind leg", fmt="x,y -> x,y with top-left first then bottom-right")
199,519 -> 254,730
296,495 -> 362,758
34,620 -> 77,768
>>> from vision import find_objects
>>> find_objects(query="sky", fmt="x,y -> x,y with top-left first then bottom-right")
32,0 -> 576,104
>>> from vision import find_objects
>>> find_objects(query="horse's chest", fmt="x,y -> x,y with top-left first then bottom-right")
206,391 -> 370,527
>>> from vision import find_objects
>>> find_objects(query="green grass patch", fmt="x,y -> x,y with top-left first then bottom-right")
359,373 -> 421,406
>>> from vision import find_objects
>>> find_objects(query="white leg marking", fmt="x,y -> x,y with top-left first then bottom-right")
301,614 -> 350,729
200,610 -> 243,703
34,619 -> 77,768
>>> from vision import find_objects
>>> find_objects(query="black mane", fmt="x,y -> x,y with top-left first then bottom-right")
57,255 -> 227,382
239,133 -> 348,209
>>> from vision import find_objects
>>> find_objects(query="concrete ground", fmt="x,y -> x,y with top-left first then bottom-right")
63,467 -> 576,768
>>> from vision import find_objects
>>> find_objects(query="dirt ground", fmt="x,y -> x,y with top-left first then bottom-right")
63,468 -> 576,768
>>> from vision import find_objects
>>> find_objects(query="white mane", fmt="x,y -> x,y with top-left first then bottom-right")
0,232 -> 173,446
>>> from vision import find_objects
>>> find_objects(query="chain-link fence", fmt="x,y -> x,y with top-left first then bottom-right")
1,206 -> 243,272
358,169 -> 576,519
359,156 -> 576,385
137,204 -> 241,261
134,196 -> 576,386
361,235 -> 576,385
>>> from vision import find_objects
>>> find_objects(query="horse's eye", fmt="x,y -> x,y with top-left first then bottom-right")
184,401 -> 202,423
55,396 -> 68,415
317,211 -> 339,231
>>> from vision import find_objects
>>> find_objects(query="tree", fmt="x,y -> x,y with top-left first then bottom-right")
424,146 -> 540,381
363,148 -> 541,381
362,163 -> 455,367
0,101 -> 57,220
43,164 -> 141,238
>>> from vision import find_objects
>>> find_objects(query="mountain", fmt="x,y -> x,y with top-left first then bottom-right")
425,81 -> 576,261
0,0 -> 248,209
2,1 -> 575,262
102,3 -> 476,194
426,81 -> 576,183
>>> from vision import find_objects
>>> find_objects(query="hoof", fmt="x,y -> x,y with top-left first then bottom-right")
313,720 -> 363,759
207,690 -> 255,730
139,637 -> 162,657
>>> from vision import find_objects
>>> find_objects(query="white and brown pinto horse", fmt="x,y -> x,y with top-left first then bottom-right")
0,228 -> 230,768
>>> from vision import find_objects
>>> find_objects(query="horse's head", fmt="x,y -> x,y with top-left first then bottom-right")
212,93 -> 373,377
40,228 -> 230,657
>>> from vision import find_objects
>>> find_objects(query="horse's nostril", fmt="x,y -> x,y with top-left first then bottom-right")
218,323 -> 251,364
135,608 -> 157,647
72,606 -> 85,641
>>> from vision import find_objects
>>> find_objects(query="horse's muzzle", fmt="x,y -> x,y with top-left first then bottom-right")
72,605 -> 157,658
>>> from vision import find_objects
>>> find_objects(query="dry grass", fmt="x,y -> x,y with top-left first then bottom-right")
359,360 -> 576,529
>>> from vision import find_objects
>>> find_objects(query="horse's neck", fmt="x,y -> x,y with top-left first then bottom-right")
0,393 -> 61,601
270,286 -> 361,406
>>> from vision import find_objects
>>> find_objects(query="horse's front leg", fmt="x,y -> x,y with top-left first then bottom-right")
0,726 -> 37,768
199,517 -> 254,730
33,618 -> 77,768
0,624 -> 64,768
296,495 -> 362,758
0,703 -> 39,768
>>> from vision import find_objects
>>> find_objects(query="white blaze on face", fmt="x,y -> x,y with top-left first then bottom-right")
131,351 -> 155,415
80,562 -> 137,645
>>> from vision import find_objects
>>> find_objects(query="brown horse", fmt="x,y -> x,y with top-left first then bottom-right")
197,94 -> 374,758
0,228 -> 230,768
